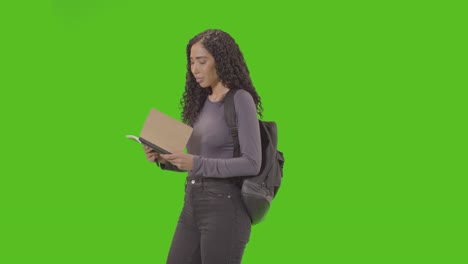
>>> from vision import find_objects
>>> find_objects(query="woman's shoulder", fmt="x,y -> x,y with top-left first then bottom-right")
233,89 -> 254,106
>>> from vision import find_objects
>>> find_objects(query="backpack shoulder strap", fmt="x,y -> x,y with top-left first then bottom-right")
224,89 -> 241,158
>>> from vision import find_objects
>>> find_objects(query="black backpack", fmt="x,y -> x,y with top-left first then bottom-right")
224,89 -> 285,224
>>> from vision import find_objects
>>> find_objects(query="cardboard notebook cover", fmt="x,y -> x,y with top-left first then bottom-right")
126,108 -> 193,154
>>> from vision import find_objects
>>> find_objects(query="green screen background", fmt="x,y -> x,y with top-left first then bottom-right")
1,1 -> 466,263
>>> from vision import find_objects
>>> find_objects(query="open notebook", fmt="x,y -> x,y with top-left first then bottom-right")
126,108 -> 193,154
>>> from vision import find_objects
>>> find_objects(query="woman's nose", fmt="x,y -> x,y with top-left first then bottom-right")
192,64 -> 200,74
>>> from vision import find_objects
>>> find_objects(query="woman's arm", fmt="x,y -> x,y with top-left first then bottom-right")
191,90 -> 262,178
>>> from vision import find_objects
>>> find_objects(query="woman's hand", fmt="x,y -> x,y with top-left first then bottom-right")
143,145 -> 167,164
160,153 -> 194,171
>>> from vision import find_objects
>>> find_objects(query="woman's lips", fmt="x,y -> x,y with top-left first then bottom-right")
196,78 -> 203,83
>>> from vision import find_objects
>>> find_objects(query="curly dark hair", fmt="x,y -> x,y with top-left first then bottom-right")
180,29 -> 263,126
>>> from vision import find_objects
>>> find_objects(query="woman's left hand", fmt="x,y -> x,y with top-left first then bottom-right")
160,153 -> 194,171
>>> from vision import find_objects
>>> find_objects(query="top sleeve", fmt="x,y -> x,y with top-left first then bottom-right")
190,90 -> 262,178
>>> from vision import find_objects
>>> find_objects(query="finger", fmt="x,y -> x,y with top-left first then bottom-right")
145,148 -> 159,155
145,149 -> 153,155
146,147 -> 155,153
144,145 -> 157,153
161,154 -> 173,160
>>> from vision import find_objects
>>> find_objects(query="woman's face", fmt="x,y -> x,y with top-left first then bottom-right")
190,41 -> 220,88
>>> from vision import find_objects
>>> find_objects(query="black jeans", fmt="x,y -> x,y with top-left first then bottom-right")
167,177 -> 251,264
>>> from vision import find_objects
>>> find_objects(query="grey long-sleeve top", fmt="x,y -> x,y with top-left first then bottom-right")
160,89 -> 261,178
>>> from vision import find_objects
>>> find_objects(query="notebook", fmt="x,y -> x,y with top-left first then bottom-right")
126,108 -> 193,154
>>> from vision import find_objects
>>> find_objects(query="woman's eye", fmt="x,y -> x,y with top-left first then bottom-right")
200,61 -> 206,64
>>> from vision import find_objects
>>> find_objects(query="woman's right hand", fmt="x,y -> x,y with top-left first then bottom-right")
143,145 -> 167,164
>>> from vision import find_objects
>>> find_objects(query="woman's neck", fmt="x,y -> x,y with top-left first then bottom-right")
209,82 -> 230,102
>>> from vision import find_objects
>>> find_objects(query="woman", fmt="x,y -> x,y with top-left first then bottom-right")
143,29 -> 262,264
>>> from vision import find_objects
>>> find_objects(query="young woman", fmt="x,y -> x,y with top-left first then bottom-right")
143,29 -> 263,264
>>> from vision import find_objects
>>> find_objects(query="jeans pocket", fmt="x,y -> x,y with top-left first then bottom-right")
204,190 -> 232,199
204,185 -> 235,199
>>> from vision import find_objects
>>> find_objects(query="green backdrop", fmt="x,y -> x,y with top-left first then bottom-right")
1,0 -> 466,263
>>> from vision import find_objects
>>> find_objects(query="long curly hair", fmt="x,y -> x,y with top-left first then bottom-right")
181,29 -> 263,126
